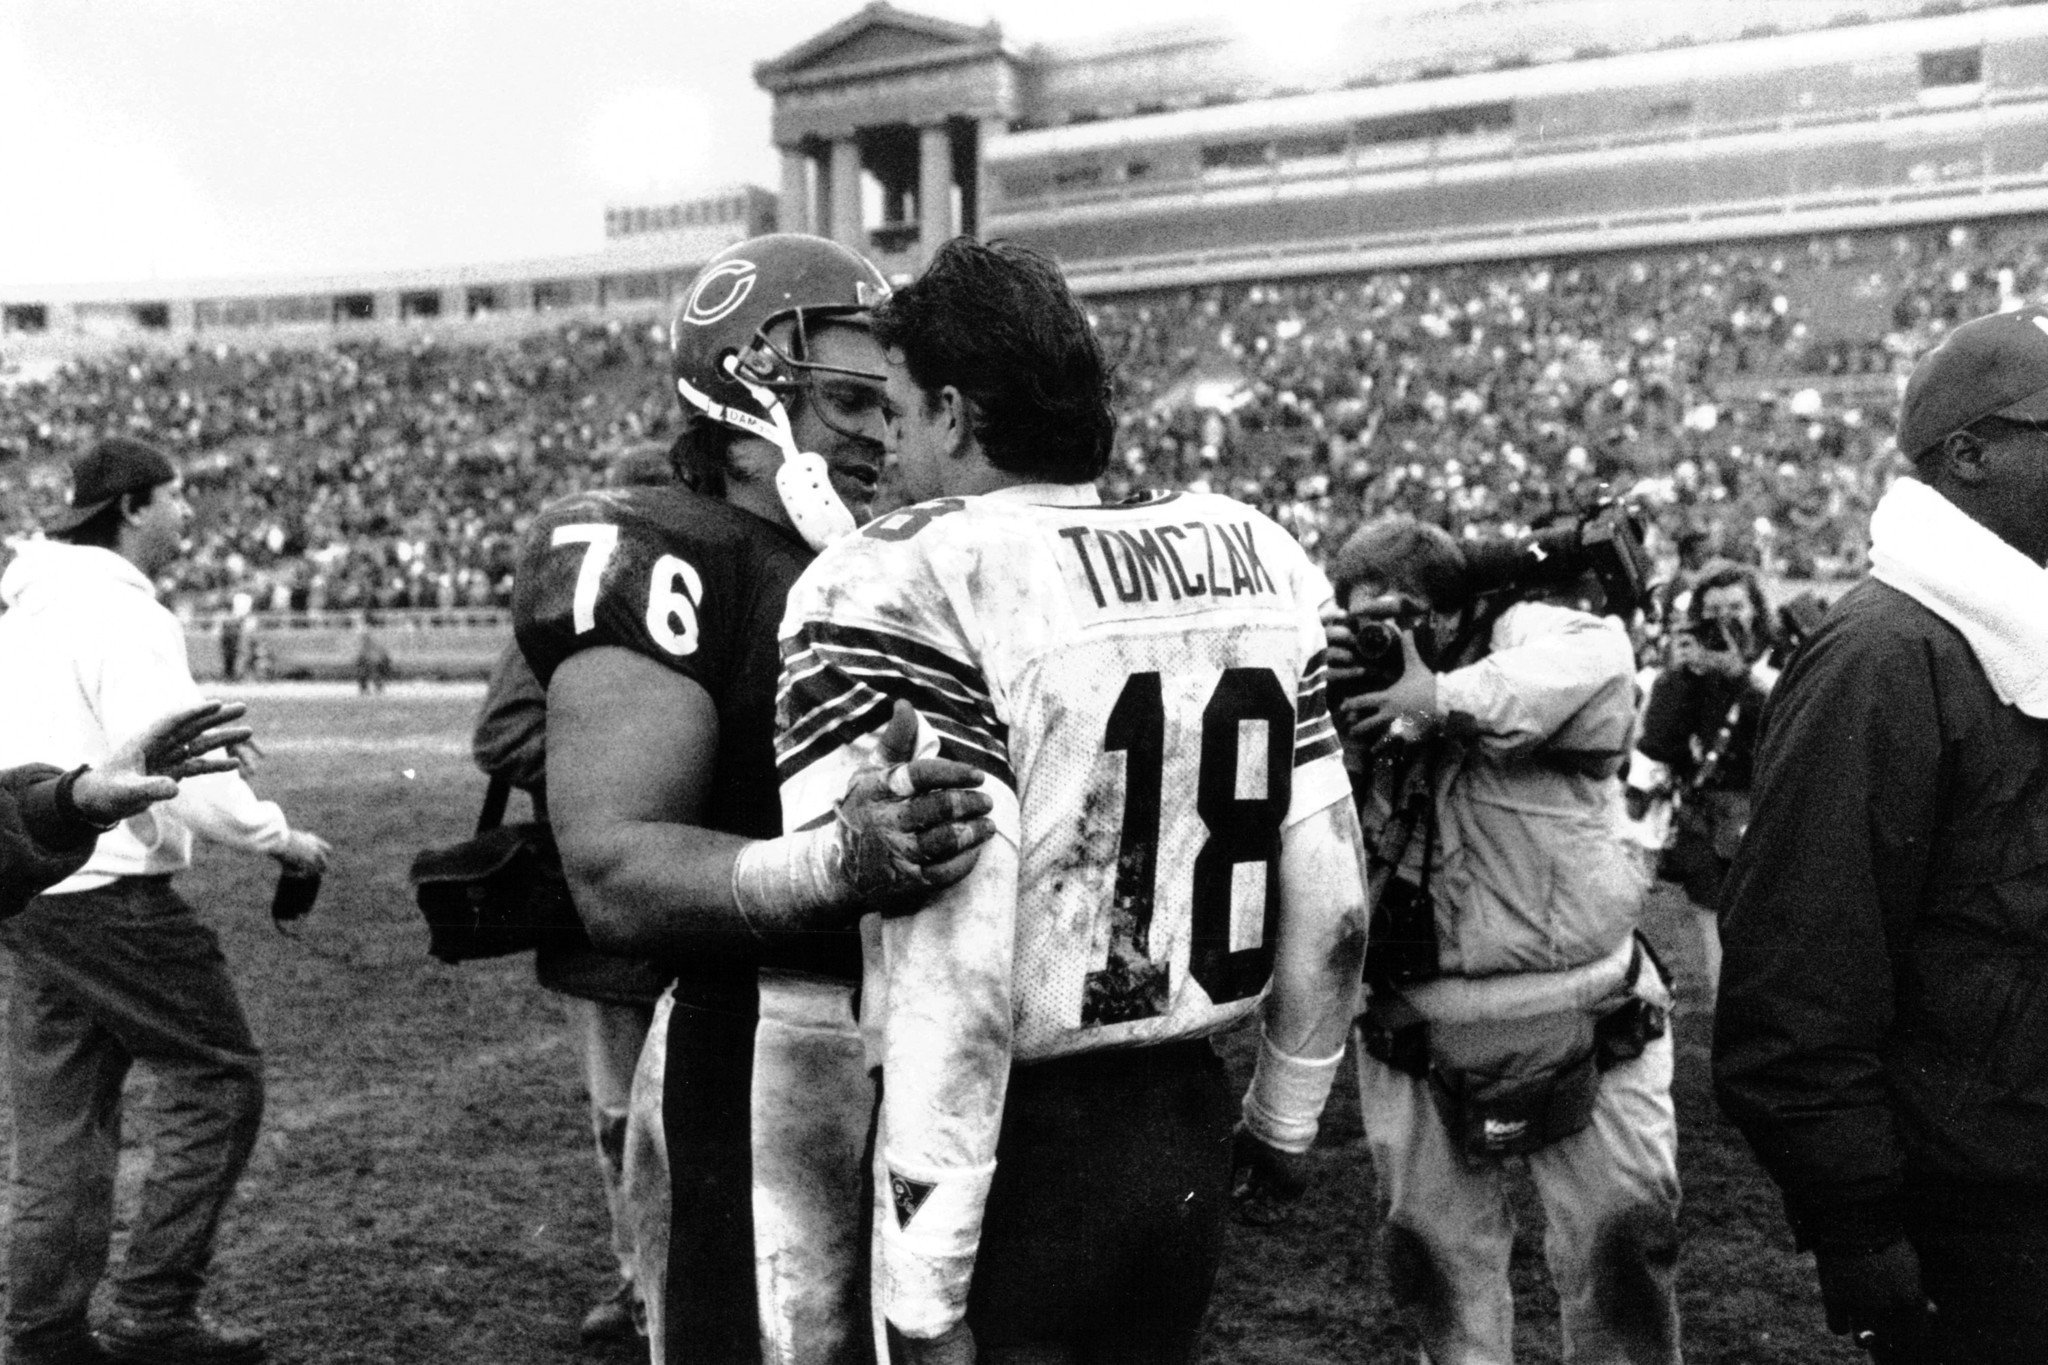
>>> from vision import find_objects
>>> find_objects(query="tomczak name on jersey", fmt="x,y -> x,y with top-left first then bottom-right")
776,486 -> 1351,1058
1056,512 -> 1282,611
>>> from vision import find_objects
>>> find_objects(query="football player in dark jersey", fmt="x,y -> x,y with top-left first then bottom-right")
514,234 -> 997,1365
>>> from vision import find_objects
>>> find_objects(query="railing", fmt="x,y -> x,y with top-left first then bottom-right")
187,606 -> 512,633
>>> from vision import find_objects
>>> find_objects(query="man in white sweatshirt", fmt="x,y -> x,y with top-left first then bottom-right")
0,438 -> 330,1365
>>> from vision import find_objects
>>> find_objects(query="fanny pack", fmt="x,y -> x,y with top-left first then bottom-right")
1360,936 -> 1669,1165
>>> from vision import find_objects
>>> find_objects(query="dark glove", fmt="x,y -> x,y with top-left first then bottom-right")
835,700 -> 996,910
1231,1123 -> 1310,1227
1815,1240 -> 1939,1364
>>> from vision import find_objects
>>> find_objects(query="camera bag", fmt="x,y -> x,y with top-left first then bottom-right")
408,776 -> 588,964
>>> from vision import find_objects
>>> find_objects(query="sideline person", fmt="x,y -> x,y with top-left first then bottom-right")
1333,515 -> 1682,1365
1715,305 -> 2048,1365
1635,560 -> 1777,1003
777,237 -> 1369,1365
0,437 -> 332,1365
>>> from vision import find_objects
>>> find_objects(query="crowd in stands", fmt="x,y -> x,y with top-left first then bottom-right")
4,219 -> 2046,615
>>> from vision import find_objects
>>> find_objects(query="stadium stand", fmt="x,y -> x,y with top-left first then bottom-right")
5,214 -> 2043,667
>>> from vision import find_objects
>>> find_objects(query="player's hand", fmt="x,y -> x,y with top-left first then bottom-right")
836,699 -> 997,909
895,1320 -> 975,1365
1342,631 -> 1438,746
1232,1123 -> 1311,1227
227,736 -> 264,781
275,830 -> 332,876
1815,1240 -> 1938,1363
71,701 -> 253,825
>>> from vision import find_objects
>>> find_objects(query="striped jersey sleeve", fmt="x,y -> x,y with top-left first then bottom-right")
778,620 -> 1013,795
1296,645 -> 1343,771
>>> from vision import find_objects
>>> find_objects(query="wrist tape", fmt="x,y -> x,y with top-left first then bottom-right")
1242,1028 -> 1345,1155
729,824 -> 849,937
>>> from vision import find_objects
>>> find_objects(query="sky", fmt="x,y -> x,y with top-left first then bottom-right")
0,0 -> 1289,290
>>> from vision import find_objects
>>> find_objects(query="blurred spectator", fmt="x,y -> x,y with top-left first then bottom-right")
9,220 -> 2048,613
1634,561 -> 1778,1002
352,615 -> 394,694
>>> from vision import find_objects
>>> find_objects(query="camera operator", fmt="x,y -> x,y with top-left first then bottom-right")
1635,561 -> 1778,1006
1329,515 -> 1682,1365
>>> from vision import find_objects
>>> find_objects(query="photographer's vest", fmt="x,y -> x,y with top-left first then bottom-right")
1357,635 -> 1668,1164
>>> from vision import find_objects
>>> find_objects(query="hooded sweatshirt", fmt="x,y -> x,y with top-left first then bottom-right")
0,539 -> 289,892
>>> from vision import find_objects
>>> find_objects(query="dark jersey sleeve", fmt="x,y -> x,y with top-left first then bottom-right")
1,764 -> 97,918
512,486 -> 747,694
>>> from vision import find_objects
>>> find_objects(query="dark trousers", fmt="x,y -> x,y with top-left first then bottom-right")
662,982 -> 761,1365
1909,1186 -> 2048,1365
963,1039 -> 1234,1363
0,879 -> 264,1344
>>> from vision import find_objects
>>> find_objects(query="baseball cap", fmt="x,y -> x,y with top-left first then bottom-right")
1897,305 -> 2048,461
45,437 -> 176,534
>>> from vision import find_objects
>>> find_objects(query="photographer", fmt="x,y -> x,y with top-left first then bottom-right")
1636,561 -> 1778,1005
1330,515 -> 1681,1365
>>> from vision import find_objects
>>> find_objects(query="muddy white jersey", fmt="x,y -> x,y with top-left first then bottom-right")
776,481 -> 1354,1339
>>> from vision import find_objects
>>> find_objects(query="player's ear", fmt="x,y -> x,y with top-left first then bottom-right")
936,385 -> 971,459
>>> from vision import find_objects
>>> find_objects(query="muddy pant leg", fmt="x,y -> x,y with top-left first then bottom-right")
626,989 -> 674,1365
1355,1036 -> 1514,1365
580,998 -> 656,1290
751,973 -> 874,1365
1528,1031 -> 1682,1365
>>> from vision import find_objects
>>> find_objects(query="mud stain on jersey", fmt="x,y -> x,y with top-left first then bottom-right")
1072,770 -> 1170,1025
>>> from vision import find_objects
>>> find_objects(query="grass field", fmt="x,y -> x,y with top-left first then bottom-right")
0,682 -> 1861,1364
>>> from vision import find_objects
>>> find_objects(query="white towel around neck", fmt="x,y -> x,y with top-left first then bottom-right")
1867,476 -> 2048,718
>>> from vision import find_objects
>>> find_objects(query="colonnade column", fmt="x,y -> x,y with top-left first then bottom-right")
919,124 -> 954,253
830,138 -> 864,250
779,147 -> 811,235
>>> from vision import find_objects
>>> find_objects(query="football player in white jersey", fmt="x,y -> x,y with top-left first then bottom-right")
777,238 -> 1370,1365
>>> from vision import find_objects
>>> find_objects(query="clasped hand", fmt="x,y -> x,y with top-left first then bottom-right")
835,699 -> 998,908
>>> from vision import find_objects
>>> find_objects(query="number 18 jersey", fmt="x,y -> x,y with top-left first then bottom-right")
777,483 -> 1352,1057
778,482 -> 1356,1338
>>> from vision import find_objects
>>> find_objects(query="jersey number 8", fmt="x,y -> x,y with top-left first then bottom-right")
1083,667 -> 1293,1025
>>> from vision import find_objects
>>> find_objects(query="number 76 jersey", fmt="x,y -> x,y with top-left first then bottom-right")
776,483 -> 1354,1059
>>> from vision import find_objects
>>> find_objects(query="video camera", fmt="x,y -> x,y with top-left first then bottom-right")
1328,500 -> 1652,715
1454,499 -> 1654,622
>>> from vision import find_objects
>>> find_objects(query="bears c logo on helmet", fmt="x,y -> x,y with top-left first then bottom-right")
682,258 -> 757,327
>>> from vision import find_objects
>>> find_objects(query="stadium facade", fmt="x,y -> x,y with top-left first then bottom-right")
6,0 -> 2048,345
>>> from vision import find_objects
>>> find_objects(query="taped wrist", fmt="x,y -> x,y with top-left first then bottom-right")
729,825 -> 851,937
1242,1029 -> 1344,1155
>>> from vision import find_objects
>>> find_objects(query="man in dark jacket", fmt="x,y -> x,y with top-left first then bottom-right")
1715,305 -> 2048,1365
1,701 -> 250,918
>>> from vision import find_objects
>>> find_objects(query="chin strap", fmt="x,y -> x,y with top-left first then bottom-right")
673,355 -> 857,553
